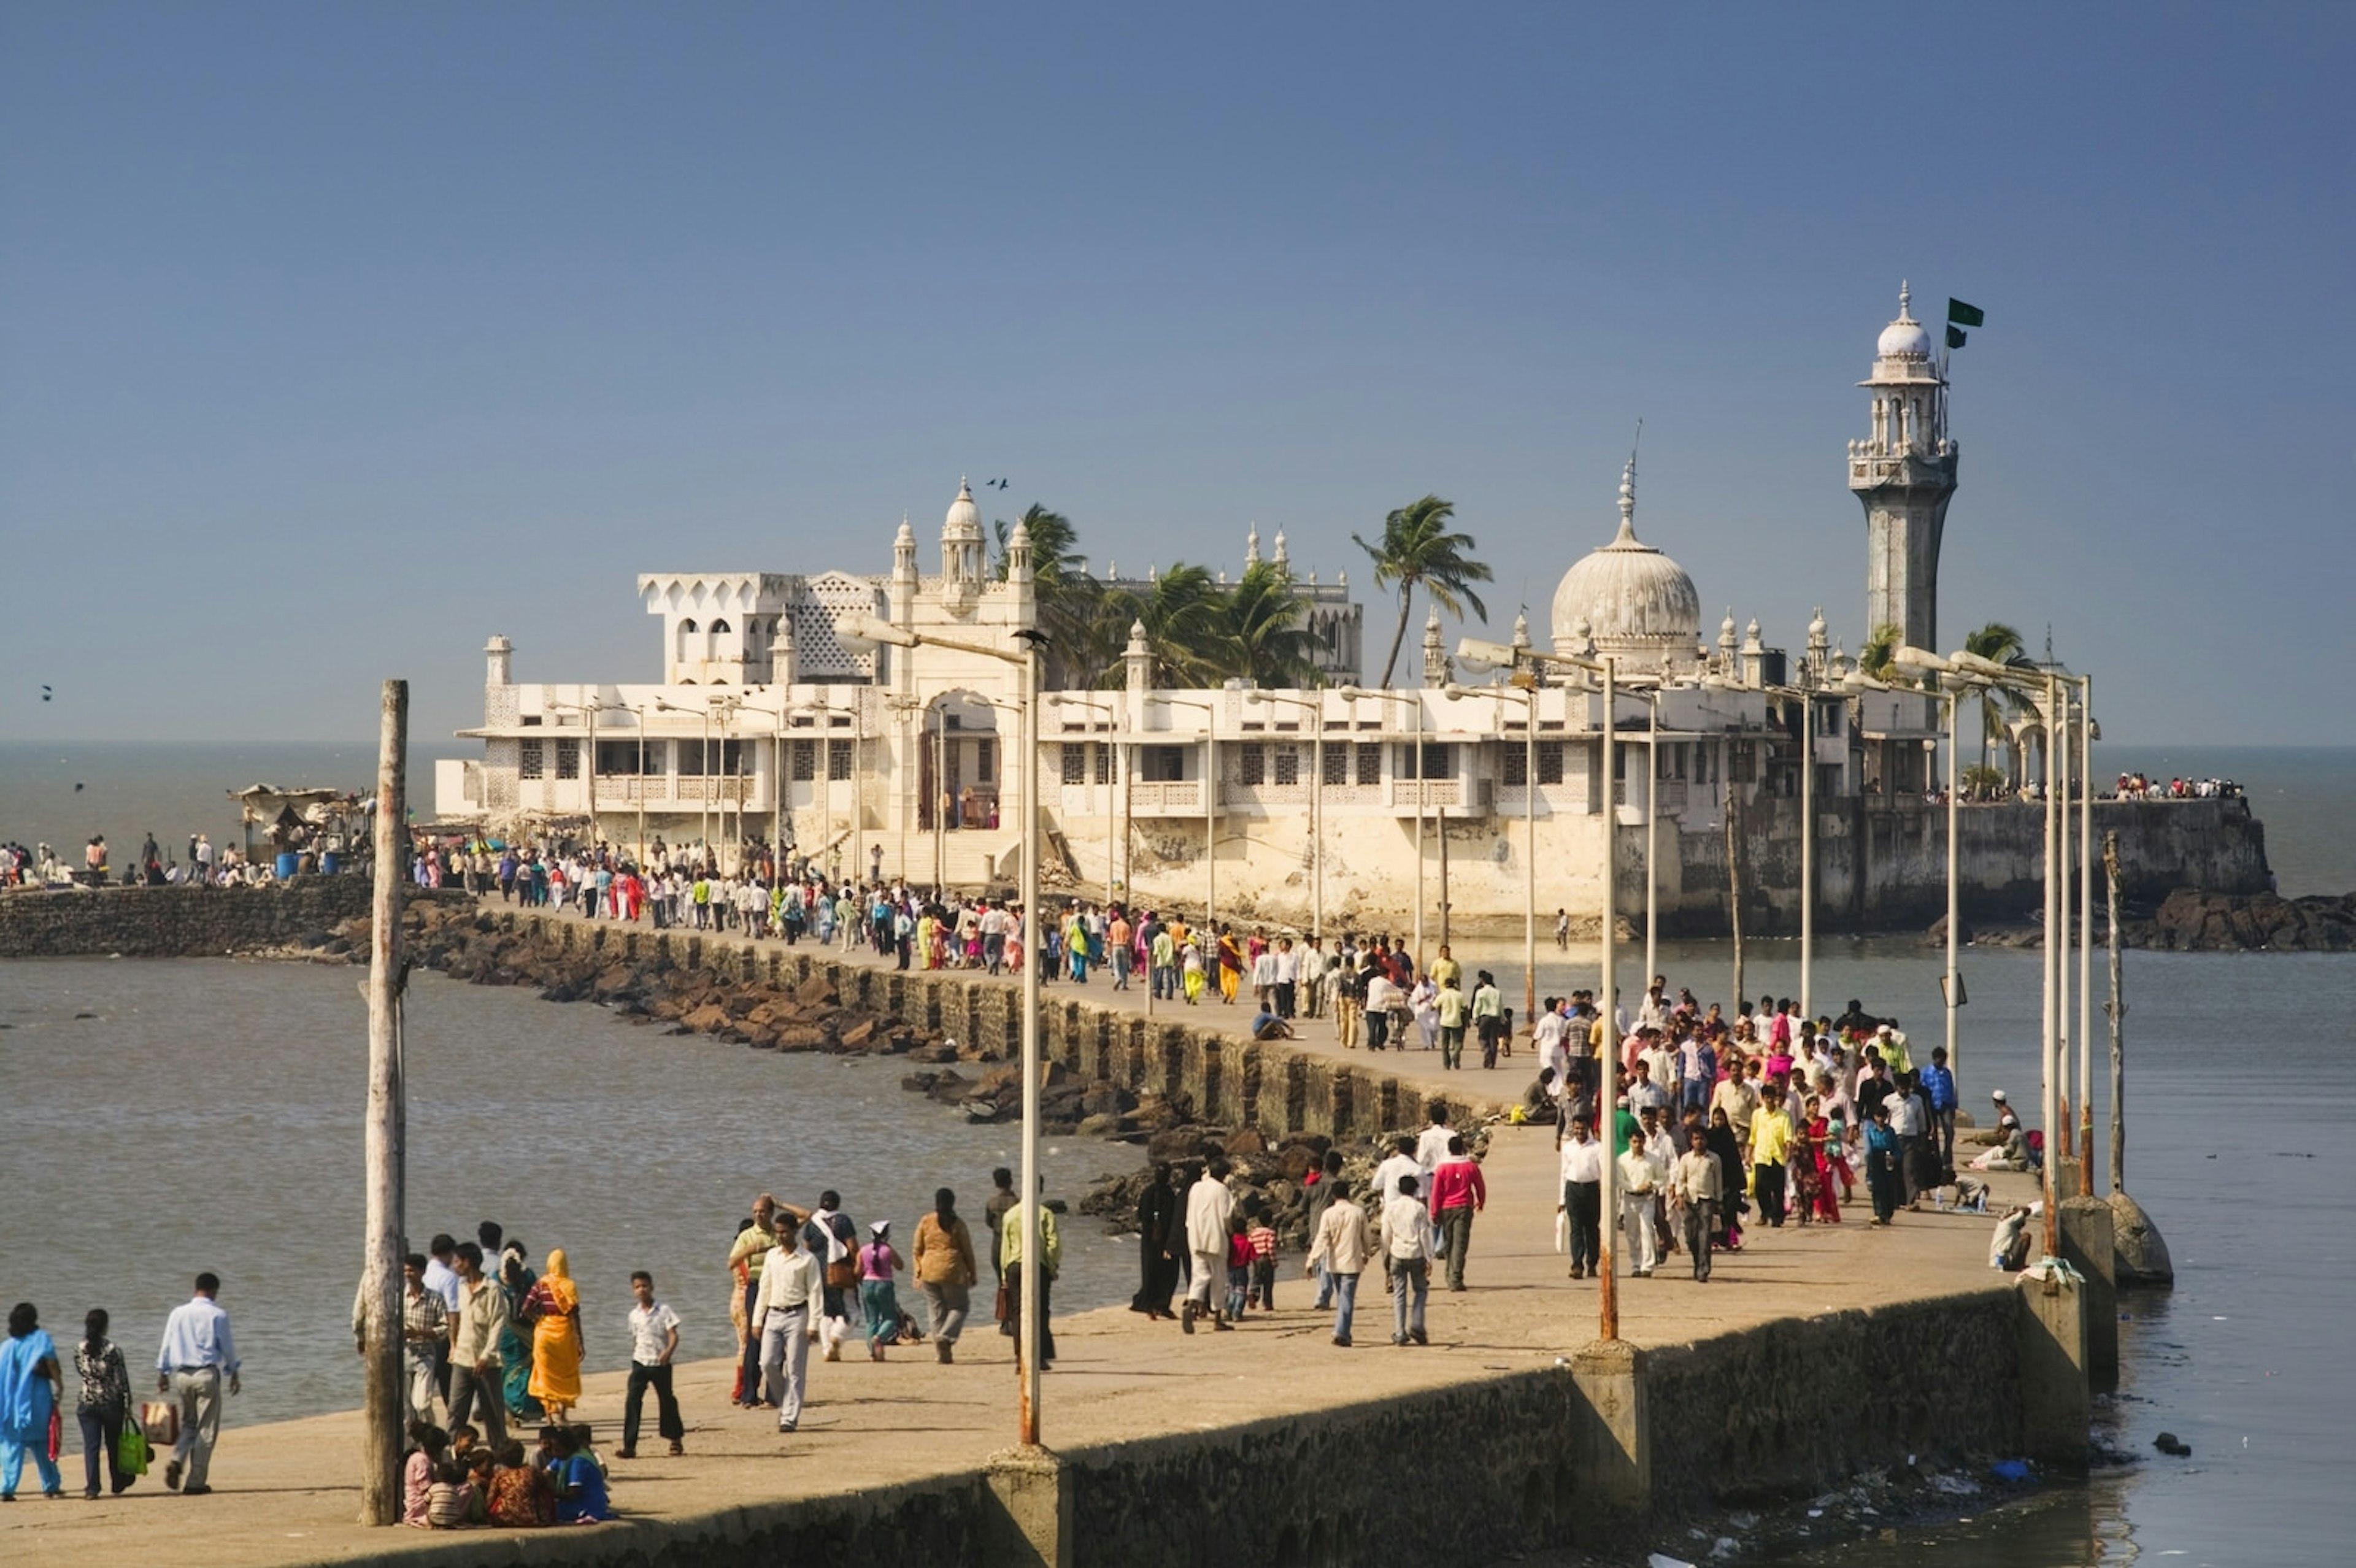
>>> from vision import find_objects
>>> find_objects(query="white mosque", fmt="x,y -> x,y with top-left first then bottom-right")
439,289 -> 1965,932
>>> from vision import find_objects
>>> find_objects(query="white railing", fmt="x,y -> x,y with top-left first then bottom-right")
1129,780 -> 1203,813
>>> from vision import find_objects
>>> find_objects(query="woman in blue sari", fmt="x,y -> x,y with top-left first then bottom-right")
497,1248 -> 545,1424
1,1302 -> 64,1501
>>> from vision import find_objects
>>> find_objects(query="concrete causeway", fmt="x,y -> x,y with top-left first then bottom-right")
5,907 -> 2055,1567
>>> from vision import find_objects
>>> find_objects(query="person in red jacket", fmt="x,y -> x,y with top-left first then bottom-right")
1426,1136 -> 1487,1291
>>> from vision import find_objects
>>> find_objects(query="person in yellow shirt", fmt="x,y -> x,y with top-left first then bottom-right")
1435,975 -> 1469,1069
1747,1086 -> 1792,1227
1429,944 -> 1461,992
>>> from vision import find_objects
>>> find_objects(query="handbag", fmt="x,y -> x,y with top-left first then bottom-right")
118,1410 -> 152,1477
140,1397 -> 180,1449
993,1280 -> 1011,1324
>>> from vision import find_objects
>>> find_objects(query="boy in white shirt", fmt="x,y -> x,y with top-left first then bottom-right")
620,1270 -> 683,1459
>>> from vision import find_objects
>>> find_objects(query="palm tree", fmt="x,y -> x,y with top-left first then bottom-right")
1218,561 -> 1323,688
1352,496 -> 1492,686
1961,621 -> 2034,777
1104,564 -> 1230,688
992,504 -> 1101,686
1858,623 -> 1903,683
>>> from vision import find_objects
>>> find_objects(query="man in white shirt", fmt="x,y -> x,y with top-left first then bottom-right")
753,1217 -> 823,1431
1296,938 -> 1326,1019
1379,1174 -> 1432,1347
620,1270 -> 684,1459
1673,1128 -> 1725,1280
1363,969 -> 1400,1051
1558,1115 -> 1604,1280
446,1243 -> 509,1448
1533,999 -> 1570,1102
1617,1130 -> 1661,1276
1182,1159 -> 1237,1332
1303,1182 -> 1372,1347
1370,1136 -> 1422,1228
1414,1107 -> 1457,1197
155,1273 -> 241,1494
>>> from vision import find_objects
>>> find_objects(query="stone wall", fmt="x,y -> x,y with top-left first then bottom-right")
1643,1286 -> 2024,1506
0,879 -> 469,958
474,910 -> 1505,1145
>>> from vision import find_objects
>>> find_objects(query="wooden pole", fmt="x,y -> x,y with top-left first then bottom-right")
360,679 -> 408,1524
2104,831 -> 2127,1196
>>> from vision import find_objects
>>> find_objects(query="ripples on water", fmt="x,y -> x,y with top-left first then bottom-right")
0,959 -> 1141,1428
5,935 -> 2352,1565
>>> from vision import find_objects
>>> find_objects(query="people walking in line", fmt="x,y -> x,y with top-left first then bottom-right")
912,1188 -> 978,1363
1,1303 -> 64,1501
1182,1159 -> 1237,1333
520,1251 -> 583,1424
1380,1175 -> 1432,1347
755,1213 -> 822,1431
806,1192 -> 861,1363
857,1223 -> 906,1361
1617,1129 -> 1660,1276
73,1309 -> 133,1498
618,1271 -> 683,1459
155,1272 -> 240,1495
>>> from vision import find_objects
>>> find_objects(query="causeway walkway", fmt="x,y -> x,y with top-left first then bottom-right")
7,907 -> 2036,1567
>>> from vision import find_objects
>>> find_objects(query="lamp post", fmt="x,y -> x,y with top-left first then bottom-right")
1146,694 -> 1218,941
1050,694 -> 1122,911
840,611 -> 1046,1445
2076,672 -> 2094,1192
1894,647 -> 1982,1083
1455,636 -> 1620,1340
1444,680 -> 1536,1041
1337,686 -> 1427,970
1243,690 -> 1326,942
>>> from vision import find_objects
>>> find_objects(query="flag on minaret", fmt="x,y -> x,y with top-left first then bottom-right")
1946,325 -> 1968,348
1946,299 -> 1984,326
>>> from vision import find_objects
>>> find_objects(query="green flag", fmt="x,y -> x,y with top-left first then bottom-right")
1947,299 -> 1985,328
1946,325 -> 1968,349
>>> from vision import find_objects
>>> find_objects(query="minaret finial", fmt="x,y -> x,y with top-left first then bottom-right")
1617,424 -> 1640,539
1898,280 -> 1912,318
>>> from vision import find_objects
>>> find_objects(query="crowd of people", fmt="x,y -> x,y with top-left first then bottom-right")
2111,771 -> 2240,800
1,832 -> 278,890
2,1276 -> 241,1501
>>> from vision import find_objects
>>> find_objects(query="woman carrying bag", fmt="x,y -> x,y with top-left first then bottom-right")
75,1310 -> 137,1498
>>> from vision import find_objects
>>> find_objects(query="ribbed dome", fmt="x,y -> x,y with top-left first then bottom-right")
1550,460 -> 1700,669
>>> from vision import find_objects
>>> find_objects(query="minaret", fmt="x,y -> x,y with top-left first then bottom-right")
1421,606 -> 1449,688
942,478 -> 985,586
484,634 -> 513,689
1849,282 -> 1958,655
1272,528 -> 1288,575
891,515 -> 918,625
1007,517 -> 1035,629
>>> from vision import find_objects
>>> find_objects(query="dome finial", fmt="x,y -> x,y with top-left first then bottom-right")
1898,280 -> 1912,320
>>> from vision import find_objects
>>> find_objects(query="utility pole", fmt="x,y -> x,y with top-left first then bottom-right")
360,679 -> 408,1524
2104,831 -> 2127,1196
1725,781 -> 1744,1009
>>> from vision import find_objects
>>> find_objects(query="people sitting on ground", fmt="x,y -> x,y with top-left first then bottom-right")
1249,1002 -> 1296,1041
485,1439 -> 555,1528
544,1424 -> 613,1524
1517,1066 -> 1562,1124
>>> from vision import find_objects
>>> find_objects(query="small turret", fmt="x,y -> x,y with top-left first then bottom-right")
485,634 -> 513,688
1422,606 -> 1450,688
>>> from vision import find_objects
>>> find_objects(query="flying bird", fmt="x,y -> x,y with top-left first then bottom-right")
74,782 -> 85,791
41,685 -> 52,701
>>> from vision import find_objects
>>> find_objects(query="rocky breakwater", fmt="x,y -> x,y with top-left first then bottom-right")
2122,886 -> 2356,951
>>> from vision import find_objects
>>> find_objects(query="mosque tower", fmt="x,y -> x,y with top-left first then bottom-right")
1848,282 -> 1958,656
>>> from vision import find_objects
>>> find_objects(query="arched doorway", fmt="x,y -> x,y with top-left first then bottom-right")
918,690 -> 1001,832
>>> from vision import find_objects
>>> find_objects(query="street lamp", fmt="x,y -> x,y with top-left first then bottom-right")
839,610 -> 1049,1447
1336,686 -> 1428,970
1443,679 -> 1536,1047
1458,634 -> 1622,1342
1892,646 -> 1981,1086
1049,694 -> 1122,911
1242,689 -> 1325,942
1145,694 -> 1218,945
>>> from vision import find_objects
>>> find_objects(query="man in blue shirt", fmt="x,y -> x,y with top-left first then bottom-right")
155,1274 -> 241,1495
1920,1047 -> 1960,1171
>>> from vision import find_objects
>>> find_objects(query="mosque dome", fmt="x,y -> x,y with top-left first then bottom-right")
944,478 -> 982,539
1550,459 -> 1701,669
1876,282 -> 1933,359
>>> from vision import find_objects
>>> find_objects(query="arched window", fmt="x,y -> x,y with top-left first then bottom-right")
710,618 -> 732,634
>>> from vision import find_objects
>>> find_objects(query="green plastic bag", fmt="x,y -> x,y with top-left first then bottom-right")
118,1412 -> 151,1477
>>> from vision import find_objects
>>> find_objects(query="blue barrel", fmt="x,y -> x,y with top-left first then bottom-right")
275,851 -> 299,880
320,851 -> 341,875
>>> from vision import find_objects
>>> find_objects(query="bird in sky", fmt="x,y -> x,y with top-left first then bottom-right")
41,685 -> 53,701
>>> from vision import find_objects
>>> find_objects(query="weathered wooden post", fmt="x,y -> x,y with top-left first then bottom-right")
1724,783 -> 1743,1007
360,680 -> 407,1523
2104,829 -> 2173,1286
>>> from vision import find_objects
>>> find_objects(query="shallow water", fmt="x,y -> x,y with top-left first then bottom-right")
0,958 -> 1142,1428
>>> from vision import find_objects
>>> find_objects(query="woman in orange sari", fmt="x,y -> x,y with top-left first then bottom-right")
521,1249 -> 584,1421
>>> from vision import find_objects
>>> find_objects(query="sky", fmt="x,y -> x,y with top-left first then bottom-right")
2,2 -> 2350,748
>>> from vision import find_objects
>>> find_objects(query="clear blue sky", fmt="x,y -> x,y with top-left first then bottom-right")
3,2 -> 2349,747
